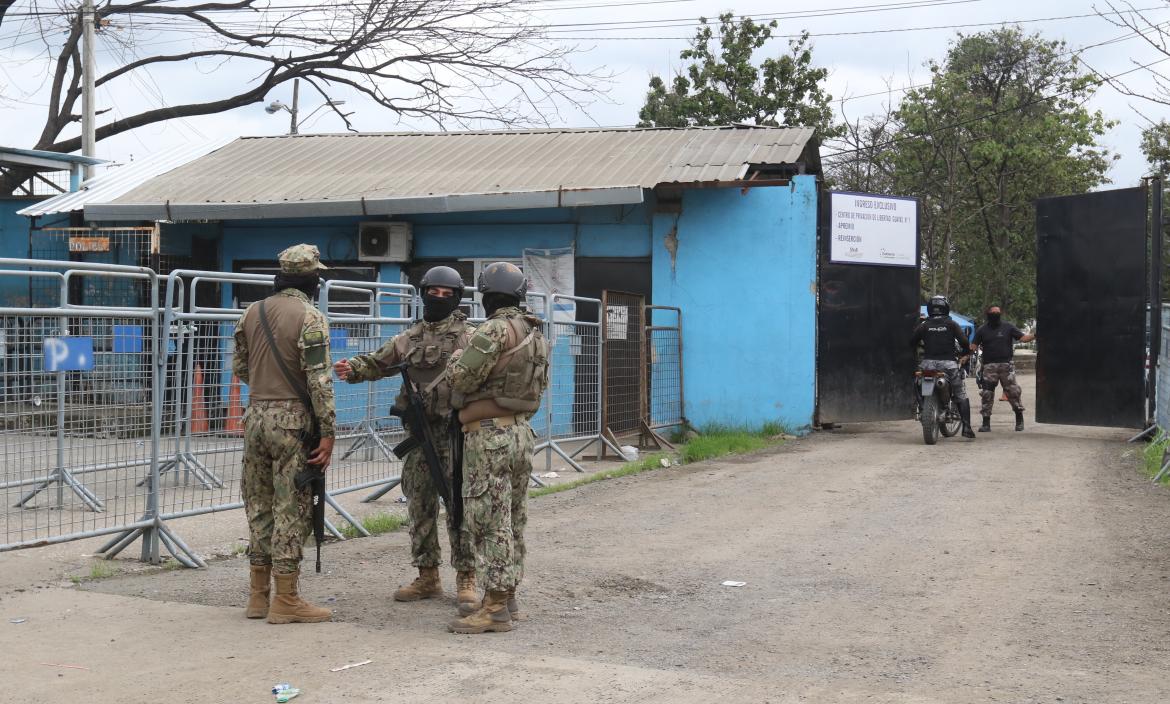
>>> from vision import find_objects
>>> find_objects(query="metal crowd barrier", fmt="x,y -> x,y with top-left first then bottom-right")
0,261 -> 626,565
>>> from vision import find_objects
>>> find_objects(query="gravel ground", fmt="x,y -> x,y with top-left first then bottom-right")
2,372 -> 1169,703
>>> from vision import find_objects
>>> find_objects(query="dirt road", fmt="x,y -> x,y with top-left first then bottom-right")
2,374 -> 1169,703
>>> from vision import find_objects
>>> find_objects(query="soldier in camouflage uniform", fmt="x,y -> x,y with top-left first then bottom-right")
971,305 -> 1036,432
446,262 -> 549,634
233,243 -> 335,624
333,266 -> 478,612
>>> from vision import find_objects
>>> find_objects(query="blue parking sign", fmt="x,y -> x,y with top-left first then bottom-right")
44,337 -> 95,372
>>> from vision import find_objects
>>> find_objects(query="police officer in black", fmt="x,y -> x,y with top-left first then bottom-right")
911,295 -> 976,439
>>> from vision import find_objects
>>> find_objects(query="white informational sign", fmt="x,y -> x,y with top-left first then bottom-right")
523,247 -> 576,323
829,191 -> 917,267
606,305 -> 628,341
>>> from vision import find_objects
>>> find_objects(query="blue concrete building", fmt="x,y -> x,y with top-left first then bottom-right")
79,127 -> 821,431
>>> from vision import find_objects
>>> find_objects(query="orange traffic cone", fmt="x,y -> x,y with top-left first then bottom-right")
191,364 -> 209,433
225,375 -> 244,436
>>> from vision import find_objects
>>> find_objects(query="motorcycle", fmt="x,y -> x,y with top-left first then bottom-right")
915,368 -> 963,445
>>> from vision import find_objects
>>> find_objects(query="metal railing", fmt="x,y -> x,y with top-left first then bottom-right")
2,259 -> 676,565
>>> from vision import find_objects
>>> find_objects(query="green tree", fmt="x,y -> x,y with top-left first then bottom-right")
1142,121 -> 1170,176
637,14 -> 839,137
833,27 -> 1114,319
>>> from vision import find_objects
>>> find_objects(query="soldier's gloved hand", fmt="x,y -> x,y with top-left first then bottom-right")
333,359 -> 352,380
308,436 -> 335,470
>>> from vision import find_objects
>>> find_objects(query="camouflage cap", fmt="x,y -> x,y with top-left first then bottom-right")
278,244 -> 328,274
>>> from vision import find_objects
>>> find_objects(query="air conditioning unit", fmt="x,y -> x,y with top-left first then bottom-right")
358,222 -> 412,262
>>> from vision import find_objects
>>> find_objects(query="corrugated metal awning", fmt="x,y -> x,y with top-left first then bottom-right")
85,126 -> 817,221
19,139 -> 233,217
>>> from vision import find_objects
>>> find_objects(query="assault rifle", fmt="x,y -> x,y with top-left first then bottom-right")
386,363 -> 461,529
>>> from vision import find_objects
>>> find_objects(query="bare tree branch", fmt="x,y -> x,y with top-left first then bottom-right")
0,0 -> 608,195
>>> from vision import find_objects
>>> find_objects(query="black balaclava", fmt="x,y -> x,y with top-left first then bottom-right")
273,272 -> 320,301
483,292 -> 520,318
423,289 -> 462,323
986,309 -> 1002,326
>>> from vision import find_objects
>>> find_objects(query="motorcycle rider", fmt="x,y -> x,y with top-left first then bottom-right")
911,295 -> 976,439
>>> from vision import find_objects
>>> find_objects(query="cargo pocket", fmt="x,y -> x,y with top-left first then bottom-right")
276,408 -> 310,434
463,429 -> 509,499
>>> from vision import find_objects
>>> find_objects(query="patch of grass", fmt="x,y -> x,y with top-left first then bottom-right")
530,453 -> 671,498
530,421 -> 794,499
679,423 -> 788,464
1142,430 -> 1170,483
232,543 -> 248,556
88,561 -> 118,580
340,512 -> 407,539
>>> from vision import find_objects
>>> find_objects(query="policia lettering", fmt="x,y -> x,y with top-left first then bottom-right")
333,265 -> 479,612
447,262 -> 550,634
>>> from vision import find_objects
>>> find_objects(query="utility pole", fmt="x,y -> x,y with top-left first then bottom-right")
81,0 -> 96,180
289,79 -> 300,135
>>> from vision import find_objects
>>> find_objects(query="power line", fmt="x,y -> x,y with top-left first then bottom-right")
2,0 -> 978,19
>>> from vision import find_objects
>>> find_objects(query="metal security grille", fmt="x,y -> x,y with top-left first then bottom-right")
601,290 -> 645,440
646,306 -> 684,430
31,228 -> 158,308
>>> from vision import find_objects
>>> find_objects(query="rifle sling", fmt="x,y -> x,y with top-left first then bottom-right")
256,299 -> 322,442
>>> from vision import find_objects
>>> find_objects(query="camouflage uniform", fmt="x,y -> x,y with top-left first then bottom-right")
448,306 -> 549,593
233,247 -> 334,575
343,313 -> 475,572
980,362 -> 1024,416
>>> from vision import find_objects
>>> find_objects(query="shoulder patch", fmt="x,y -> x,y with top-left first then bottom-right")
304,330 -> 326,345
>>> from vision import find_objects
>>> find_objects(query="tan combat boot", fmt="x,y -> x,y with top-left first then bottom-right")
267,570 -> 332,624
245,564 -> 271,619
506,588 -> 525,622
447,590 -> 513,634
394,566 -> 443,602
456,571 -> 481,616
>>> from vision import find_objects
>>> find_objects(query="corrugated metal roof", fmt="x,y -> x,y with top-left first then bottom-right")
88,126 -> 816,221
0,147 -> 105,169
19,138 -> 234,217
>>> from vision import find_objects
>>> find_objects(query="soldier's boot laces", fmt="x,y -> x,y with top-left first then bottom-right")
1015,409 -> 1025,432
447,590 -> 513,634
267,570 -> 332,624
959,399 -> 976,439
395,566 -> 443,602
506,588 -> 525,622
979,415 -> 991,433
245,564 -> 271,619
456,570 -> 480,615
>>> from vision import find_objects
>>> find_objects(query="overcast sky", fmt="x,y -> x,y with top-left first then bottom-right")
2,0 -> 1169,188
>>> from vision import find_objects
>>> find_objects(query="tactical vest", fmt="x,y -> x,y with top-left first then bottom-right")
393,314 -> 471,417
240,293 -> 310,401
453,313 -> 550,412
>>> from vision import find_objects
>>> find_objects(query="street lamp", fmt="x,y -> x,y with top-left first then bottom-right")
263,79 -> 348,135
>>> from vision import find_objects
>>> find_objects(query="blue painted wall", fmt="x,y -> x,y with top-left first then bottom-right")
652,176 -> 819,431
216,205 -> 653,426
217,203 -> 653,279
0,199 -> 38,305
212,187 -> 819,432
